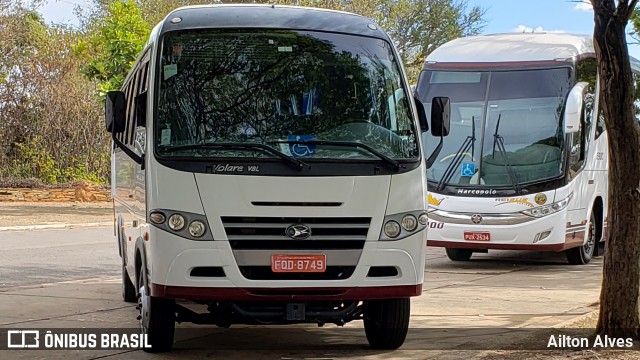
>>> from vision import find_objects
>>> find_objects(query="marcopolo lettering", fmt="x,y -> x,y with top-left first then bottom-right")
457,189 -> 498,195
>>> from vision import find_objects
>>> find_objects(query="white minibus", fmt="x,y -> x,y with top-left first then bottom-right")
105,5 -> 443,352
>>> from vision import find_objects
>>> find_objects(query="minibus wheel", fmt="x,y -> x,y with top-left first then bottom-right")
137,268 -> 175,352
363,298 -> 410,349
566,212 -> 596,265
445,248 -> 473,261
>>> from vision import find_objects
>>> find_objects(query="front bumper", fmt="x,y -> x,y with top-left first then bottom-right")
148,227 -> 426,300
426,208 -> 583,252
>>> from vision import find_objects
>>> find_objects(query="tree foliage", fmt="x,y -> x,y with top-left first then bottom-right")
75,0 -> 150,93
0,2 -> 110,184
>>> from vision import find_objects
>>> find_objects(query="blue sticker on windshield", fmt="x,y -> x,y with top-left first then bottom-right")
288,135 -> 316,157
461,162 -> 476,177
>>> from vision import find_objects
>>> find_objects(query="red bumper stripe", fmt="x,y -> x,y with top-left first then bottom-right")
427,240 -> 567,252
151,284 -> 422,301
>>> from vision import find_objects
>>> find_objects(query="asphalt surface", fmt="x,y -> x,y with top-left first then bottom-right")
0,226 -> 606,359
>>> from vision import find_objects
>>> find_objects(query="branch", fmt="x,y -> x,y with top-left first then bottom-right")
618,0 -> 639,19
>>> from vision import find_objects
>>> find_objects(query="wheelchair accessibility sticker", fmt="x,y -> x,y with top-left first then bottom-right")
288,135 -> 316,158
461,162 -> 475,177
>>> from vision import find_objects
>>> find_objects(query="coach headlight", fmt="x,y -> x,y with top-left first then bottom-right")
188,220 -> 207,238
168,214 -> 186,231
401,214 -> 418,232
383,221 -> 401,238
148,209 -> 213,240
522,193 -> 573,218
380,211 -> 428,241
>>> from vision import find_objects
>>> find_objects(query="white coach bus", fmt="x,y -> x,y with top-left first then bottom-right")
416,33 -> 629,265
104,5 -> 443,352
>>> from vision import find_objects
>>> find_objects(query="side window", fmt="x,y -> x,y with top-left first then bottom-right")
595,92 -> 606,139
119,61 -> 149,148
569,124 -> 583,174
126,70 -> 141,145
117,79 -> 134,144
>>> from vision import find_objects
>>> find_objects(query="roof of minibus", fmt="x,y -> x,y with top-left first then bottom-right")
426,33 -> 594,64
152,4 -> 391,41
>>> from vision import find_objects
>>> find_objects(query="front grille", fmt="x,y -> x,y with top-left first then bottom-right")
222,216 -> 371,250
239,266 -> 356,280
223,216 -> 369,280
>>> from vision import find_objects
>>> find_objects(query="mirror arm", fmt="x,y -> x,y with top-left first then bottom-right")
112,131 -> 145,170
426,136 -> 444,168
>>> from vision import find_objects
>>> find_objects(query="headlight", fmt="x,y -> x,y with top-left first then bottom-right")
401,214 -> 418,231
188,220 -> 206,238
522,193 -> 572,218
384,221 -> 401,238
149,211 -> 166,224
380,211 -> 428,241
168,214 -> 186,231
148,209 -> 213,241
418,213 -> 428,225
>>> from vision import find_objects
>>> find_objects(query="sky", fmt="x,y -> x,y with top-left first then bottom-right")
37,0 -> 640,58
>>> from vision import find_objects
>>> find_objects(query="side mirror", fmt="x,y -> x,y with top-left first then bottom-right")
105,91 -> 126,133
431,96 -> 451,137
564,82 -> 588,134
414,96 -> 428,132
135,91 -> 147,127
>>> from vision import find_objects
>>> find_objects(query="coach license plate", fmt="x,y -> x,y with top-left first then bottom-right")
271,254 -> 327,273
464,231 -> 491,241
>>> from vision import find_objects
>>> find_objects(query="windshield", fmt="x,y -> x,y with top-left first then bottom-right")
419,68 -> 571,187
155,29 -> 419,161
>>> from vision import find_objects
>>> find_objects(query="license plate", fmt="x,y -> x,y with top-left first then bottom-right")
271,254 -> 327,273
464,231 -> 491,241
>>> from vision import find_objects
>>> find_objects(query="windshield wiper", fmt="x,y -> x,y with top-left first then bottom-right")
159,142 -> 309,171
436,116 -> 477,191
269,140 -> 402,171
491,115 -> 522,194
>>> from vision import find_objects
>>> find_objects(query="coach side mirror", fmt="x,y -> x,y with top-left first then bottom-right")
425,97 -> 451,168
414,96 -> 428,132
564,82 -> 588,134
431,96 -> 451,137
105,91 -> 126,133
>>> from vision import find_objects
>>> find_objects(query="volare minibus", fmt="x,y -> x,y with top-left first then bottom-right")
416,33 -> 634,265
105,5 -> 443,352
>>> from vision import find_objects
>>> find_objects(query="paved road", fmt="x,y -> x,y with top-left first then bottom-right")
0,227 -> 604,359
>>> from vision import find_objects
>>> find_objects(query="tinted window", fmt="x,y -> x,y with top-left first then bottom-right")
156,30 -> 418,160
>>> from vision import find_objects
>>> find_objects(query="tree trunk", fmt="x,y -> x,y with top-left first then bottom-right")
592,1 -> 640,338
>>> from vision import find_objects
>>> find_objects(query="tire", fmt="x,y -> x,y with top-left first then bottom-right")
137,267 -> 175,352
445,248 -> 473,261
122,265 -> 137,303
363,298 -> 410,350
566,212 -> 596,265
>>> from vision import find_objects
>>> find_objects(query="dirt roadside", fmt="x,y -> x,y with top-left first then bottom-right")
0,202 -> 113,227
